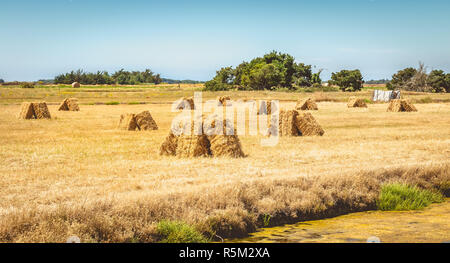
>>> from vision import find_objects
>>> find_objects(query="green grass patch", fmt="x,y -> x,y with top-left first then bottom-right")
377,183 -> 444,211
127,101 -> 142,105
105,101 -> 120,105
156,220 -> 207,243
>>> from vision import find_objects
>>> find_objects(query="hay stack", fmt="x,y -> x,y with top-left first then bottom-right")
295,98 -> 318,111
347,97 -> 367,108
58,98 -> 80,111
135,111 -> 158,130
387,99 -> 417,112
160,115 -> 245,158
204,116 -> 245,158
160,132 -> 179,156
118,113 -> 137,130
72,82 -> 80,88
176,134 -> 211,158
217,96 -> 232,106
19,102 -> 35,119
269,110 -> 324,137
171,116 -> 211,158
278,110 -> 300,136
295,112 -> 325,136
175,97 -> 195,110
258,100 -> 276,115
118,111 -> 158,131
19,102 -> 51,119
32,102 -> 52,119
400,100 -> 417,112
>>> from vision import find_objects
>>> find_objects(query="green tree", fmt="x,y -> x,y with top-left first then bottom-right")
204,51 -> 312,91
386,67 -> 417,90
427,70 -> 449,93
311,69 -> 323,85
330,69 -> 364,91
204,67 -> 235,91
247,63 -> 283,90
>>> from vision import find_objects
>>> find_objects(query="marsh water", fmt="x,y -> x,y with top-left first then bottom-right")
228,199 -> 450,243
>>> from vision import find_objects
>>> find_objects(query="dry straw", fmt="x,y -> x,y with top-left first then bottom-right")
118,113 -> 137,131
58,98 -> 80,111
72,82 -> 80,88
205,116 -> 245,158
269,110 -> 324,136
347,97 -> 367,108
118,111 -> 158,131
19,102 -> 35,119
387,99 -> 418,112
160,115 -> 245,158
295,112 -> 325,136
135,111 -> 158,130
296,98 -> 318,110
19,102 -> 51,119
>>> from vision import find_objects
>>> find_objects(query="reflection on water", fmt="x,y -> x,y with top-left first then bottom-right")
228,199 -> 450,243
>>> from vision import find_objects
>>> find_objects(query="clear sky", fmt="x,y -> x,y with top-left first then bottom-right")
1,0 -> 449,81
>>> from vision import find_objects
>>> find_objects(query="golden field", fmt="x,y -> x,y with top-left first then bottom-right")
0,86 -> 449,242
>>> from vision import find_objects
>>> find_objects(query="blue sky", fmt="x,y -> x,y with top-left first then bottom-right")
1,0 -> 449,81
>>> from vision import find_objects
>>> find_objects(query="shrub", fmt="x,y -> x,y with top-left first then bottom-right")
156,220 -> 207,243
105,101 -> 120,105
377,183 -> 444,211
20,82 -> 35,89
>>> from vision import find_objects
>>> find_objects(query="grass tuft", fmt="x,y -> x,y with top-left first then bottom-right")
377,183 -> 444,211
156,220 -> 207,243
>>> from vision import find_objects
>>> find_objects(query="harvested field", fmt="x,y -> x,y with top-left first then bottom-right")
0,89 -> 449,242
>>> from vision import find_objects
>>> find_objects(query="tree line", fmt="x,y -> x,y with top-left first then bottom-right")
204,52 -> 449,93
387,63 -> 450,93
54,69 -> 162,85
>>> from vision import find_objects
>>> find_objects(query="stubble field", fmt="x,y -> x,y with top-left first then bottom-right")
0,85 -> 449,242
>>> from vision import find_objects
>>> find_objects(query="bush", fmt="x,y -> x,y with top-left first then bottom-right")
377,183 -> 444,211
20,82 -> 35,89
156,220 -> 207,243
105,101 -> 120,105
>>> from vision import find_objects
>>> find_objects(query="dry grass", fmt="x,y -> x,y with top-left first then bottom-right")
0,89 -> 449,242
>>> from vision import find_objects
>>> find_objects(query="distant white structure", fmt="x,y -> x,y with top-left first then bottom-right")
372,90 -> 401,102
